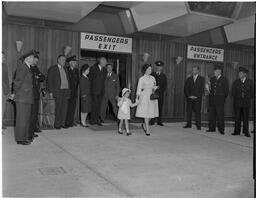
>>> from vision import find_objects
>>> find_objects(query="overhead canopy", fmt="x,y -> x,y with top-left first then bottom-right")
3,2 -> 255,46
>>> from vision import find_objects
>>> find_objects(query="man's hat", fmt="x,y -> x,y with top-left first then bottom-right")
66,55 -> 77,62
238,67 -> 248,73
155,60 -> 164,67
214,64 -> 223,71
19,50 -> 39,61
122,88 -> 131,96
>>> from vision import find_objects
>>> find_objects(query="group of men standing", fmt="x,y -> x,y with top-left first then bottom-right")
184,65 -> 253,137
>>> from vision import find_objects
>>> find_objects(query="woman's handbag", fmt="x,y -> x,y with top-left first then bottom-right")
150,90 -> 159,100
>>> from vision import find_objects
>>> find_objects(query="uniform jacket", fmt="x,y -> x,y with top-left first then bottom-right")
2,63 -> 9,95
184,75 -> 205,101
80,75 -> 91,98
209,76 -> 229,105
31,65 -> 45,100
89,64 -> 107,95
66,66 -> 79,98
104,72 -> 120,99
47,64 -> 71,98
151,72 -> 167,97
231,78 -> 253,107
13,63 -> 34,104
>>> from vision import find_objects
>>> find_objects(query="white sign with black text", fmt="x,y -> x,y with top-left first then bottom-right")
187,45 -> 224,62
80,32 -> 132,54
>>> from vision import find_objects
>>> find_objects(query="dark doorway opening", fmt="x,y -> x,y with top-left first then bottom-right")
80,50 -> 131,121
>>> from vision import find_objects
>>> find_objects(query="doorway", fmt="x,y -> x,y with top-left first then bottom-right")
80,49 -> 131,121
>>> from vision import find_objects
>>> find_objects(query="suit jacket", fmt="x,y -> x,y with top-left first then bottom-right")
66,66 -> 79,98
209,76 -> 229,105
13,63 -> 34,104
80,75 -> 91,98
184,75 -> 205,101
47,64 -> 71,98
2,63 -> 9,95
31,65 -> 45,100
89,64 -> 107,95
104,72 -> 120,99
232,78 -> 253,107
151,72 -> 167,97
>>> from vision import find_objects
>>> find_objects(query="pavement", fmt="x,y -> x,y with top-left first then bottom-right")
2,122 -> 254,198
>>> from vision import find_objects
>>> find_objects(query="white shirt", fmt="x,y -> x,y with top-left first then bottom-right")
193,74 -> 198,82
241,77 -> 246,83
217,75 -> 221,80
98,64 -> 102,71
24,61 -> 31,69
107,72 -> 112,77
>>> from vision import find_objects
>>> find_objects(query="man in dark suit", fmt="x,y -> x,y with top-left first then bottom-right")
65,55 -> 79,128
231,67 -> 253,137
100,63 -> 120,122
29,54 -> 45,140
184,66 -> 205,130
12,50 -> 37,145
207,65 -> 229,135
47,55 -> 71,129
89,57 -> 107,125
150,61 -> 167,126
2,52 -> 9,130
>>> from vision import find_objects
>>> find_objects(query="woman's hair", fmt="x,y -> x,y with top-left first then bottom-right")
80,64 -> 90,75
141,64 -> 152,74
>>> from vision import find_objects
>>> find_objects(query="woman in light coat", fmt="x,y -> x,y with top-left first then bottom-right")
136,64 -> 159,135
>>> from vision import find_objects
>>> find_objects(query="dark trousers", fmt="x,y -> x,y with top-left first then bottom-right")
15,102 -> 31,142
234,106 -> 250,134
91,94 -> 103,124
29,99 -> 39,139
66,96 -> 77,127
101,96 -> 118,121
151,95 -> 164,124
54,90 -> 69,128
208,104 -> 225,132
186,99 -> 202,127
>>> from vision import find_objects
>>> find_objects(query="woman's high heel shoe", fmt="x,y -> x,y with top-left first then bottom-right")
141,124 -> 146,132
126,132 -> 132,136
118,130 -> 123,134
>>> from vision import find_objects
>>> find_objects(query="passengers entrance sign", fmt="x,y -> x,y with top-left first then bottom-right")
81,32 -> 132,54
187,45 -> 224,62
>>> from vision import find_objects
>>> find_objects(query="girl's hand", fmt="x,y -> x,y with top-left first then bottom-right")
153,86 -> 159,90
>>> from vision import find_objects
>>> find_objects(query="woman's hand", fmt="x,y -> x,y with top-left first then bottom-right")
153,86 -> 159,91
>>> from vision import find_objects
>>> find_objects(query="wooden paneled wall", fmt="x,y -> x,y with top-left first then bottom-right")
2,22 -> 254,124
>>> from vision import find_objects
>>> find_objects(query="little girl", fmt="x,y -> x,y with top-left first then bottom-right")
117,88 -> 138,136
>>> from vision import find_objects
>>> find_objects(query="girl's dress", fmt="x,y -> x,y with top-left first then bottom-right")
117,97 -> 132,120
135,74 -> 159,118
80,74 -> 91,113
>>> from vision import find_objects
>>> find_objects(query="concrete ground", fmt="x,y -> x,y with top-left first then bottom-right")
2,123 -> 254,198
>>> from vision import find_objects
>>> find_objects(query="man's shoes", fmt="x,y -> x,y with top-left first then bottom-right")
244,133 -> 251,137
54,126 -> 61,130
231,132 -> 240,136
35,129 -> 42,133
34,134 -> 38,138
219,131 -> 225,135
206,129 -> 216,132
157,123 -> 164,126
100,119 -> 104,123
17,141 -> 31,145
97,123 -> 103,126
62,125 -> 69,129
183,125 -> 191,128
196,126 -> 201,130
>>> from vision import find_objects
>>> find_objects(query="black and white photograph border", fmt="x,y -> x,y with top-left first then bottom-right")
1,1 -> 255,198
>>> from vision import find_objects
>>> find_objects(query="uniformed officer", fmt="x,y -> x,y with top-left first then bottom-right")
12,50 -> 37,145
29,54 -> 45,139
65,55 -> 79,127
207,65 -> 229,135
231,67 -> 253,137
150,61 -> 167,126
